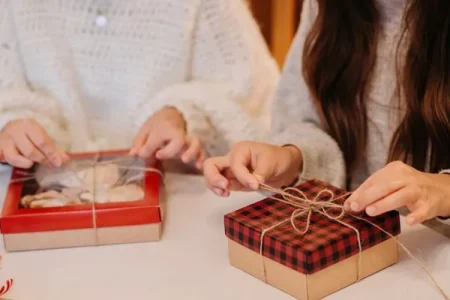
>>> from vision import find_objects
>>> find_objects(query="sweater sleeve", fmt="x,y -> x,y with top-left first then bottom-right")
0,0 -> 70,151
133,0 -> 279,157
267,0 -> 346,188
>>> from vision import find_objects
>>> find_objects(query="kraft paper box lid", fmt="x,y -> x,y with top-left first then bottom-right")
224,179 -> 401,275
0,150 -> 163,234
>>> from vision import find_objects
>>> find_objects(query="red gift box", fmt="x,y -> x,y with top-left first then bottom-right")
224,179 -> 401,300
1,150 -> 164,252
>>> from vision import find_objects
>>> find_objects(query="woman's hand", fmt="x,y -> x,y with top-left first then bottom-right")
344,161 -> 450,225
0,118 -> 68,169
203,142 -> 303,197
130,106 -> 205,168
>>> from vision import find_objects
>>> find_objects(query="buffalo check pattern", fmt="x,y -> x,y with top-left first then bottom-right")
224,179 -> 401,275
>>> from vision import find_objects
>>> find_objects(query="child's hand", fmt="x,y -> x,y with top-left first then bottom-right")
203,142 -> 303,196
0,118 -> 68,168
131,107 -> 205,168
345,161 -> 450,225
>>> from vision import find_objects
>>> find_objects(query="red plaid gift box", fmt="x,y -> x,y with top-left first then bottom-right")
224,179 -> 401,300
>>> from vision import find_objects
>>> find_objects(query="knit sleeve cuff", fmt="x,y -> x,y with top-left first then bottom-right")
276,137 -> 346,189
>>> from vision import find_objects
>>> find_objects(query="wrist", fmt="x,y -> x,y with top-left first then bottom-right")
436,171 -> 450,219
284,145 -> 303,169
281,145 -> 303,186
159,106 -> 187,131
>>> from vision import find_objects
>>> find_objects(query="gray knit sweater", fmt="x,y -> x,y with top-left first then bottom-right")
269,0 -> 450,226
270,0 -> 407,190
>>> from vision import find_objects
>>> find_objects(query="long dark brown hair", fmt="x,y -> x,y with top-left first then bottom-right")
303,0 -> 450,184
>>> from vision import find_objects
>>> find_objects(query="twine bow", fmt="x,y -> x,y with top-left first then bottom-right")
257,182 -> 449,300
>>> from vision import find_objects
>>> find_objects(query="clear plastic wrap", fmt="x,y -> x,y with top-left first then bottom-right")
18,155 -> 147,208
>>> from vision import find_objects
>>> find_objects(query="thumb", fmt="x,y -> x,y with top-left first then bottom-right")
406,205 -> 429,226
252,159 -> 273,185
253,174 -> 265,184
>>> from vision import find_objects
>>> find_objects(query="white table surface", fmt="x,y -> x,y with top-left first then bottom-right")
0,170 -> 448,300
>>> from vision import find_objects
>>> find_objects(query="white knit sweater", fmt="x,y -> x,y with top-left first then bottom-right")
0,0 -> 279,155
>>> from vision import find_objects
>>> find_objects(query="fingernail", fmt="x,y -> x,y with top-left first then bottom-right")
350,202 -> 360,211
213,187 -> 223,196
406,216 -> 416,225
366,206 -> 376,216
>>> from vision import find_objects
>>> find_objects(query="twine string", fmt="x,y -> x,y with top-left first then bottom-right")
257,182 -> 449,300
78,153 -> 164,246
90,153 -> 100,245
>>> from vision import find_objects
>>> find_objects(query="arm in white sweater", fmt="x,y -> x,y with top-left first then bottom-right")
133,0 -> 280,157
267,0 -> 346,188
0,0 -> 70,151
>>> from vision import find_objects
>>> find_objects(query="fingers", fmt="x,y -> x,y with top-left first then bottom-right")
182,137 -> 206,169
181,137 -> 201,163
0,119 -> 65,168
406,205 -> 430,225
156,136 -> 185,159
1,135 -> 33,169
131,107 -> 186,159
195,149 -> 206,169
227,179 -> 253,192
135,129 -> 187,162
345,173 -> 406,212
60,152 -> 71,164
13,133 -> 47,164
229,148 -> 260,190
23,121 -> 62,167
364,187 -> 412,217
130,126 -> 149,156
252,156 -> 274,185
138,133 -> 163,159
203,156 -> 231,196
